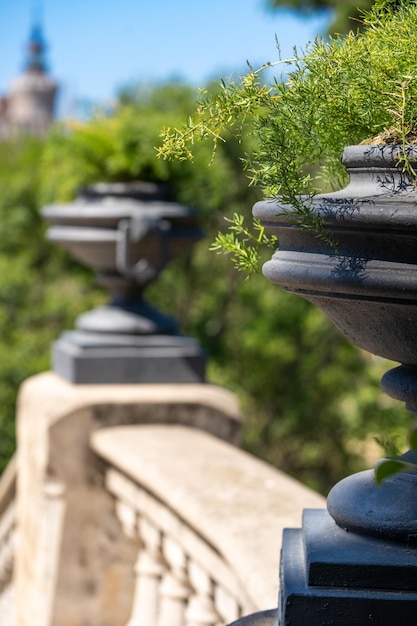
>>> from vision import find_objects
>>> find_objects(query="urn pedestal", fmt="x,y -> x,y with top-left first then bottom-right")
253,146 -> 417,625
42,182 -> 206,384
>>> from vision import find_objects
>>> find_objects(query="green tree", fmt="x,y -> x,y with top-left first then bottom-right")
266,0 -> 375,33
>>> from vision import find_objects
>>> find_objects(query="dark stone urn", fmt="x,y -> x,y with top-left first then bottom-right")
253,145 -> 417,625
42,181 -> 206,384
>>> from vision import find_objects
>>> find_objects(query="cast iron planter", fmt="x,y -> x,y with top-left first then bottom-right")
253,145 -> 417,624
42,181 -> 206,383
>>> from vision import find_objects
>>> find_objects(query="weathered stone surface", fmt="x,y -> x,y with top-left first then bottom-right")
14,372 -> 242,626
10,370 -> 326,625
91,424 -> 325,613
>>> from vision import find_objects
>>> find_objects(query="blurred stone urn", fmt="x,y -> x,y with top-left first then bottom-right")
42,181 -> 206,383
253,145 -> 417,624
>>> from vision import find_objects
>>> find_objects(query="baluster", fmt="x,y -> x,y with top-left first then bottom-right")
185,561 -> 220,626
115,498 -> 137,539
126,517 -> 165,626
158,536 -> 191,626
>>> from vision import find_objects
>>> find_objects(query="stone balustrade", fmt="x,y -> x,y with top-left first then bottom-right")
0,371 -> 324,626
0,454 -> 17,625
91,424 -> 325,626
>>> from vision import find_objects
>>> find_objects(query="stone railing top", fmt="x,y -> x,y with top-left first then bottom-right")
15,371 -> 244,626
18,371 -> 242,444
91,424 -> 325,610
19,371 -> 240,421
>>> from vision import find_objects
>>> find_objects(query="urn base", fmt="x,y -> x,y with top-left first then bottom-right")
327,464 -> 417,541
279,509 -> 417,626
76,301 -> 178,335
52,330 -> 206,384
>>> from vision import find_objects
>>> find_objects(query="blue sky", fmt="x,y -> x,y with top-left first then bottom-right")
0,1 -> 330,116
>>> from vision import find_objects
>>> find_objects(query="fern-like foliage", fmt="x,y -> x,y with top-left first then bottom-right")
158,1 -> 417,269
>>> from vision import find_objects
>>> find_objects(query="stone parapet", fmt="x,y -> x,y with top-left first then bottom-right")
10,371 -> 324,625
14,372 -> 242,626
92,425 -> 324,624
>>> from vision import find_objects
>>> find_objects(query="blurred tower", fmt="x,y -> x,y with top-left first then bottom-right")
2,21 -> 58,137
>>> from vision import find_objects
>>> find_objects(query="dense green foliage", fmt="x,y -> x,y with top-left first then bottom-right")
160,1 -> 417,271
0,137 -> 104,469
0,81 -> 408,491
41,86 -> 249,220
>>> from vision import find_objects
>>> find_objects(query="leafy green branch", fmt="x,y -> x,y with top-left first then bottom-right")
209,213 -> 277,276
157,68 -> 278,164
375,428 -> 417,484
382,77 -> 417,181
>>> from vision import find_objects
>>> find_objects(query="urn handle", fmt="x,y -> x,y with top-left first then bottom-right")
115,215 -> 171,284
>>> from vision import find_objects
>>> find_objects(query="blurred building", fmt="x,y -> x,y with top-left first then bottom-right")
0,22 -> 58,139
